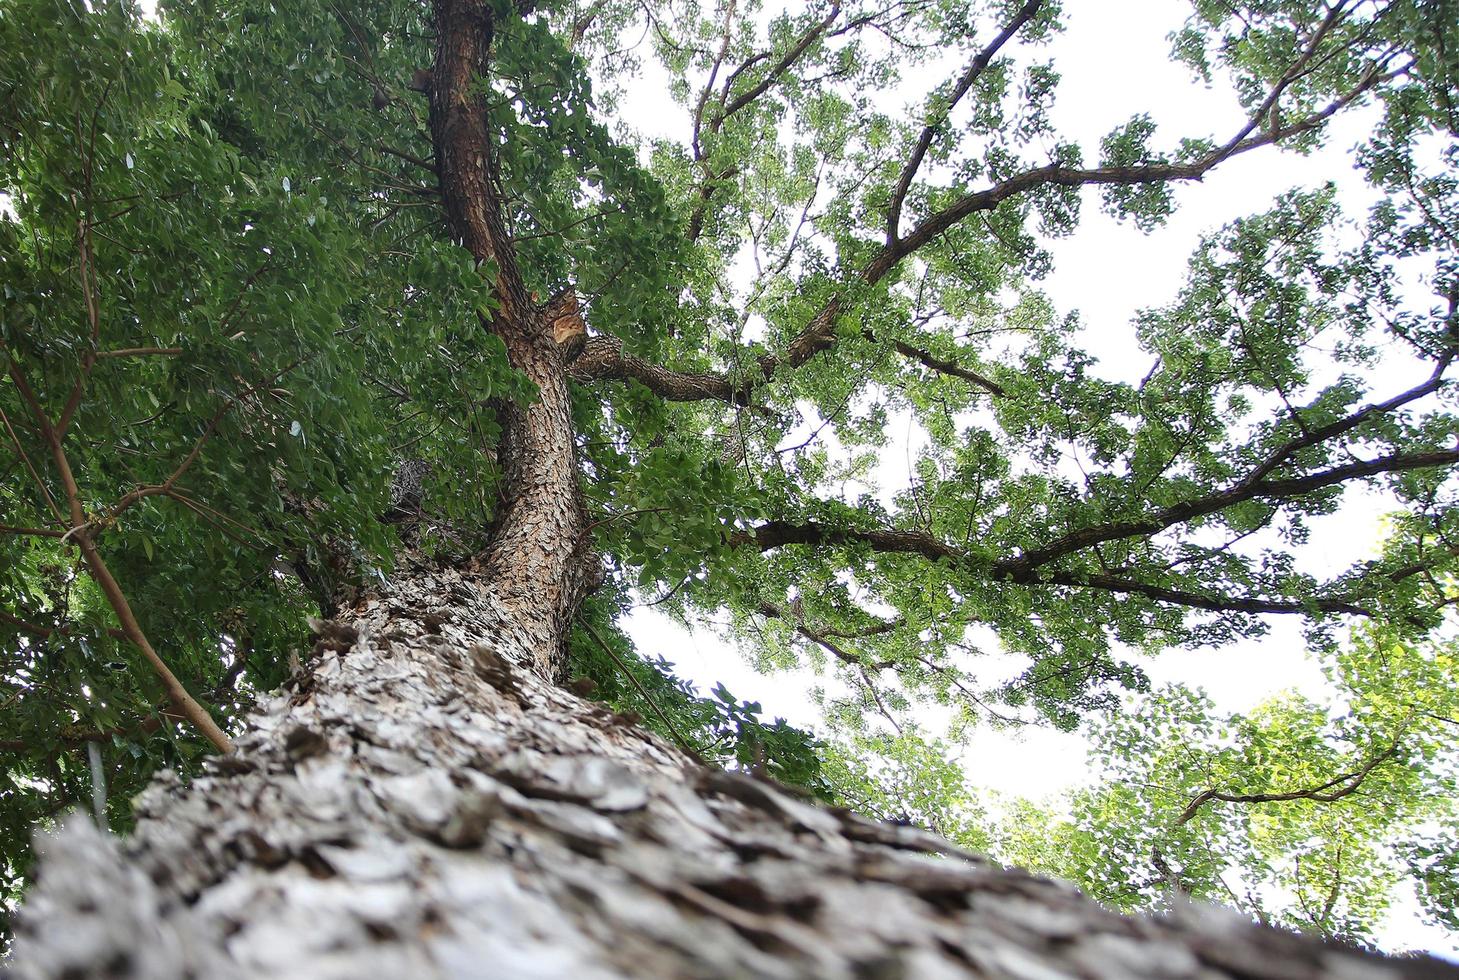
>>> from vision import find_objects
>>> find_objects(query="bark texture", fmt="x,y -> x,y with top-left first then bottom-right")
11,565 -> 1458,979
428,0 -> 594,675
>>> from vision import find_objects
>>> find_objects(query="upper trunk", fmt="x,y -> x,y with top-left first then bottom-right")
12,566 -> 1454,979
428,0 -> 594,677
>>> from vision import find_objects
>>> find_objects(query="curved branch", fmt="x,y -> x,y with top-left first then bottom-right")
877,58 -> 1408,274
642,52 -> 1411,406
5,360 -> 234,753
884,0 -> 1045,241
998,438 -> 1459,580
1173,728 -> 1408,826
876,331 -> 1004,394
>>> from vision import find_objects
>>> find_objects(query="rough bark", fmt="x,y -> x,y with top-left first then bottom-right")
428,0 -> 595,675
10,565 -> 1458,979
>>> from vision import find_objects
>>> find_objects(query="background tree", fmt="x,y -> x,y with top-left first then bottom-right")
2,0 -> 1458,972
987,627 -> 1459,947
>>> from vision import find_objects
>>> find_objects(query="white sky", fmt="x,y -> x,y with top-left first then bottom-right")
609,0 -> 1458,959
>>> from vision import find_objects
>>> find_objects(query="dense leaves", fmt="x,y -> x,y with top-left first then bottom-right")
1,0 -> 1457,950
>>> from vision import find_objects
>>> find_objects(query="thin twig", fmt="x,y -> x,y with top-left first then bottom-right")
579,618 -> 707,766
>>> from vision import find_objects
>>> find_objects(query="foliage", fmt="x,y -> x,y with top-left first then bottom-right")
1,0 -> 1457,952
819,728 -> 991,850
991,630 -> 1459,947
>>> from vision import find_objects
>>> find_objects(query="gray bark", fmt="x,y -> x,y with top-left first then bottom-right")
10,564 -> 1457,979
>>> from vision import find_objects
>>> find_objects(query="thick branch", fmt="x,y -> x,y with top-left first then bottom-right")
731,433 -> 1459,621
570,334 -> 747,404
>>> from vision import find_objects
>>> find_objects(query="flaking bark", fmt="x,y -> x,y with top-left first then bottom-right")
428,0 -> 595,675
11,565 -> 1458,979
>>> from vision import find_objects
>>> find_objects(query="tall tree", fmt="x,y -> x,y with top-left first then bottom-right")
2,0 -> 1458,973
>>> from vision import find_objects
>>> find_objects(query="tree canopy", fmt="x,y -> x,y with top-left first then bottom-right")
1,0 -> 1457,951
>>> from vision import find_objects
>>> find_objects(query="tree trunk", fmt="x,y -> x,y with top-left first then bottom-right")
9,6 -> 1454,977
10,564 -> 1455,979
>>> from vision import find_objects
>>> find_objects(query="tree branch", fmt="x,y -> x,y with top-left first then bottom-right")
1173,727 -> 1408,826
5,359 -> 234,754
884,0 -> 1045,242
636,49 -> 1411,408
758,601 -> 896,669
998,439 -> 1459,581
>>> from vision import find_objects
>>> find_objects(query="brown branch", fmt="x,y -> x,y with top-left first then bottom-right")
877,59 -> 1408,273
1173,728 -> 1408,827
716,3 -> 841,124
0,713 -> 170,754
884,0 -> 1044,242
0,523 -> 67,538
0,608 -> 56,639
876,331 -> 1004,394
690,0 -> 740,164
757,601 -> 897,670
578,618 -> 707,766
684,3 -> 840,241
736,519 -> 959,562
568,0 -> 611,48
998,438 -> 1459,581
55,213 -> 103,440
729,436 -> 1459,622
857,664 -> 904,735
0,398 -> 66,525
1031,571 -> 1373,618
96,361 -> 303,530
570,334 -> 749,404
94,346 -> 183,359
773,55 -> 1412,381
375,144 -> 437,174
5,360 -> 234,753
618,58 -> 1409,407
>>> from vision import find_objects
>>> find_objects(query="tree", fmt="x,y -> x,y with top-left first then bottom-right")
2,0 -> 1458,973
989,628 -> 1459,947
